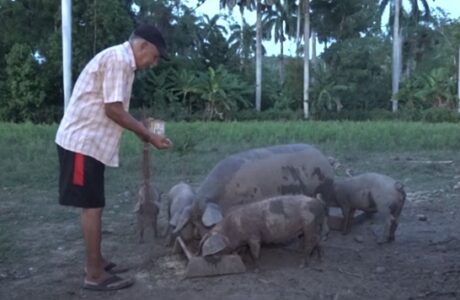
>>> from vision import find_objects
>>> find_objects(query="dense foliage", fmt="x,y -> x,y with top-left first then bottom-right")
0,0 -> 459,123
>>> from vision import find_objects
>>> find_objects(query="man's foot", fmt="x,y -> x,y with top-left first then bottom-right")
82,274 -> 134,291
85,261 -> 129,275
104,262 -> 129,274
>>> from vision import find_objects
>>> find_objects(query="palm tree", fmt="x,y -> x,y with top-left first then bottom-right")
392,0 -> 402,112
303,0 -> 310,118
221,0 -> 266,111
263,0 -> 296,86
220,0 -> 255,69
379,0 -> 432,111
228,21 -> 261,67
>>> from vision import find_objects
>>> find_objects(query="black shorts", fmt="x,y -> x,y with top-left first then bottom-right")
57,145 -> 106,208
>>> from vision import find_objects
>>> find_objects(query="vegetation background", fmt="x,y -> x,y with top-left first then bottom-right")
1,0 -> 460,123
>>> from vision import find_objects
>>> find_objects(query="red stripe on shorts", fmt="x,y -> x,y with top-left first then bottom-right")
73,153 -> 84,186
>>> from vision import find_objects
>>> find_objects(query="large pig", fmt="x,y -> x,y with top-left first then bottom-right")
173,144 -> 335,240
330,172 -> 406,243
199,195 -> 327,267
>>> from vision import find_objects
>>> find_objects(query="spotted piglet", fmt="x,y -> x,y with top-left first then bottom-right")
199,194 -> 327,267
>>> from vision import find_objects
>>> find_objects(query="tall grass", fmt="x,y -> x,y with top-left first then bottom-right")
1,121 -> 459,190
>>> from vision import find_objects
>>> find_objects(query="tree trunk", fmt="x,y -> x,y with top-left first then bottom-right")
239,8 -> 245,71
279,31 -> 285,87
255,0 -> 262,111
311,30 -> 317,60
303,0 -> 310,119
62,0 -> 72,110
296,1 -> 302,56
93,0 -> 97,55
391,0 -> 402,112
458,46 -> 460,113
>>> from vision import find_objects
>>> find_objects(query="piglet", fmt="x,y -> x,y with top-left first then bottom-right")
331,172 -> 406,243
166,182 -> 196,245
135,125 -> 161,243
199,195 -> 327,267
134,184 -> 160,243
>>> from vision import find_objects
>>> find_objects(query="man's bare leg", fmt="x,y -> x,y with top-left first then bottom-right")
81,208 -> 110,282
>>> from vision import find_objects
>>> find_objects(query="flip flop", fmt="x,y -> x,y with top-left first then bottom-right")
82,274 -> 134,291
83,262 -> 129,275
104,262 -> 129,274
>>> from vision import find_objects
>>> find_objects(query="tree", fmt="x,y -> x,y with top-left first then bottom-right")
196,14 -> 233,68
2,44 -> 48,122
391,0 -> 402,112
379,0 -> 432,111
228,21 -> 262,69
195,66 -> 251,120
220,0 -> 265,111
303,0 -> 310,118
262,0 -> 297,86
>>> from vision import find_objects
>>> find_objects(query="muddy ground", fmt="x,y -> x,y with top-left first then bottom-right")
1,149 -> 459,300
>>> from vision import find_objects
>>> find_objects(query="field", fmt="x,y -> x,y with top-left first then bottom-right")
0,121 -> 460,300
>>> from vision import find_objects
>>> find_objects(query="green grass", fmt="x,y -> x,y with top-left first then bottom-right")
1,120 -> 460,190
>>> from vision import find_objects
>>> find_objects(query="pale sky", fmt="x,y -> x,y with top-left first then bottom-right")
187,0 -> 460,57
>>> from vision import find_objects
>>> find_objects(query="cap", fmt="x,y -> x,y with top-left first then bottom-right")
134,24 -> 170,61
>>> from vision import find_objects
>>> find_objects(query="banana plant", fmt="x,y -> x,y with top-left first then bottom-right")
195,65 -> 252,120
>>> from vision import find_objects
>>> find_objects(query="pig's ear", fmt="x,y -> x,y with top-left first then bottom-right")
202,203 -> 223,227
172,205 -> 192,234
133,201 -> 141,213
170,204 -> 191,227
169,212 -> 180,227
201,233 -> 227,256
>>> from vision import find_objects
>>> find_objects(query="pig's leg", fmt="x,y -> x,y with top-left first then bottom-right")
388,201 -> 403,242
341,206 -> 355,235
152,219 -> 158,238
248,238 -> 261,260
139,224 -> 145,244
248,238 -> 261,271
388,214 -> 399,242
321,214 -> 330,241
300,223 -> 317,267
378,213 -> 394,244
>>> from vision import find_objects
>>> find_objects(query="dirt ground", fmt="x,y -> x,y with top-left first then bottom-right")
1,149 -> 460,300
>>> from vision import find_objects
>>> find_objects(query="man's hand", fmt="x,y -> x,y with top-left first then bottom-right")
104,102 -> 172,150
148,133 -> 172,150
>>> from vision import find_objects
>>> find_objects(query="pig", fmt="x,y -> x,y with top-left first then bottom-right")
135,120 -> 161,244
330,172 -> 406,243
134,183 -> 161,243
166,182 -> 196,245
199,195 -> 327,267
173,144 -> 335,241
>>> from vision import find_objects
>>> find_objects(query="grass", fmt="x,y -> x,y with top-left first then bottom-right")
1,120 -> 460,190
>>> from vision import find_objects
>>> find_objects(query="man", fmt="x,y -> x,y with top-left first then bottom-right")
55,24 -> 172,291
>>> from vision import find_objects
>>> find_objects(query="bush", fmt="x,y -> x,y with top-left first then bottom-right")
421,107 -> 460,123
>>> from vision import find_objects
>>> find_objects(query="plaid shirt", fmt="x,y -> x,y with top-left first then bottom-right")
56,42 -> 136,167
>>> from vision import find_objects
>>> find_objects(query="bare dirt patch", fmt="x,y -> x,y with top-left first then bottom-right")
1,150 -> 459,300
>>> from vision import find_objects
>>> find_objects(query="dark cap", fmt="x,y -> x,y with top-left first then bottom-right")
134,24 -> 170,61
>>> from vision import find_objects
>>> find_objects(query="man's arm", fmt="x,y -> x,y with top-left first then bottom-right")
105,102 -> 172,149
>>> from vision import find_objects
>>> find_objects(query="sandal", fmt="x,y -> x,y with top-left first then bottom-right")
82,274 -> 134,291
104,262 -> 129,274
84,262 -> 129,275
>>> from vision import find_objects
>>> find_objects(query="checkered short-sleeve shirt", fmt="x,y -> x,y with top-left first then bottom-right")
56,42 -> 137,167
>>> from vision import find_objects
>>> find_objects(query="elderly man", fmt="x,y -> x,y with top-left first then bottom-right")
55,24 -> 172,291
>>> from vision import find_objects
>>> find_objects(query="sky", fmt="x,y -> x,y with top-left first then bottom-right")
186,0 -> 460,57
